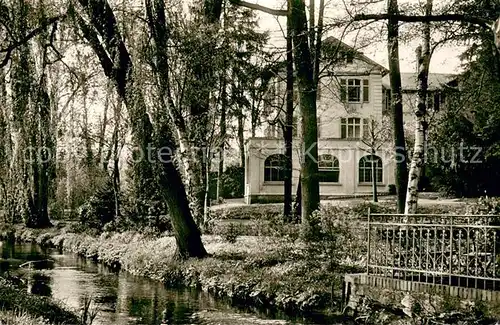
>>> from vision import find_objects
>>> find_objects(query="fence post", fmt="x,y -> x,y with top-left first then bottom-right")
449,216 -> 453,286
367,207 -> 371,274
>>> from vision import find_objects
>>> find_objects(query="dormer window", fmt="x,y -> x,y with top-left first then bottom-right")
345,52 -> 355,64
337,50 -> 355,64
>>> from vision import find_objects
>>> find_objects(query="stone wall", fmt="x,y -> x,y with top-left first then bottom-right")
344,274 -> 500,318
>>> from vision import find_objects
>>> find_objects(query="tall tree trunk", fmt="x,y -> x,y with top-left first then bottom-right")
371,150 -> 378,202
112,91 -> 123,218
30,75 -> 52,228
293,174 -> 302,222
283,11 -> 294,222
309,0 -> 315,48
75,0 -> 207,259
291,0 -> 324,221
238,111 -> 245,168
250,90 -> 258,138
313,0 -> 325,84
387,0 -> 408,213
405,0 -> 432,214
81,87 -> 94,168
28,4 -> 54,229
288,0 -> 320,222
12,1 -> 33,225
11,9 -> 51,227
98,81 -> 112,168
217,77 -> 227,200
0,66 -> 9,223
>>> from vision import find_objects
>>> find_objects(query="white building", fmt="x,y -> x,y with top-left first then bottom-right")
244,38 -> 456,204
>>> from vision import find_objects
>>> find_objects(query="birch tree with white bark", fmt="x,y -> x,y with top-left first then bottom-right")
405,0 -> 432,214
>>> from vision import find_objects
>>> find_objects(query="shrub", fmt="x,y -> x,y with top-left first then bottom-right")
119,188 -> 170,232
467,196 -> 500,215
220,166 -> 245,198
349,201 -> 395,216
78,180 -> 115,230
220,223 -> 241,243
210,204 -> 283,220
303,205 -> 367,268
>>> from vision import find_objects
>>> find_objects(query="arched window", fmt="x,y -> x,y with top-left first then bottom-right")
318,154 -> 340,182
359,155 -> 383,183
264,154 -> 288,182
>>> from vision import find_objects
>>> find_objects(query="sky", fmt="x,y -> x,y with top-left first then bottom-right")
252,0 -> 466,75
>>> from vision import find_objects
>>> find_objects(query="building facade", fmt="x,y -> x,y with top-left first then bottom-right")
244,38 -> 455,204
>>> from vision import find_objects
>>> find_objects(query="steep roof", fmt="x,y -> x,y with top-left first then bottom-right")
322,36 -> 389,75
382,73 -> 458,91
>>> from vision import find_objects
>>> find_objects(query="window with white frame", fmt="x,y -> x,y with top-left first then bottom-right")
318,154 -> 340,182
341,117 -> 371,139
363,79 -> 370,102
264,154 -> 288,182
340,78 -> 370,103
341,117 -> 361,139
359,155 -> 383,183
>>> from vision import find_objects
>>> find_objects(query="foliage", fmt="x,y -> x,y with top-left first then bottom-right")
427,20 -> 500,197
6,199 -> 482,320
219,223 -> 241,243
0,278 -> 80,324
78,180 -> 115,231
302,205 -> 367,269
468,196 -> 500,215
465,197 -> 500,226
210,204 -> 283,220
219,166 -> 245,199
117,188 -> 170,233
0,310 -> 52,325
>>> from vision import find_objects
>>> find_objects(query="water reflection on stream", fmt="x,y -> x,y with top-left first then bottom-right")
0,241 -> 329,325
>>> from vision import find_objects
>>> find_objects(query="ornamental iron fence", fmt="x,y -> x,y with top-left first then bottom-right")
366,210 -> 500,291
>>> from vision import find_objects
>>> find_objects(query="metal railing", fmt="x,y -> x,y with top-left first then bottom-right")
366,210 -> 500,290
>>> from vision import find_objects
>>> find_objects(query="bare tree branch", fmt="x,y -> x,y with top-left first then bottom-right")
0,14 -> 65,68
229,0 -> 287,16
353,13 -> 492,29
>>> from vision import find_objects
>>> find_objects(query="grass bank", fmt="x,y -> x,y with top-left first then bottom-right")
0,310 -> 51,325
0,199 -> 477,322
0,278 -> 80,325
54,232 -> 357,316
1,207 -> 368,318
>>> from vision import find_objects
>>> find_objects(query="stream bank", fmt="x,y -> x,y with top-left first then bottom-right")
0,224 -> 356,324
0,276 -> 80,324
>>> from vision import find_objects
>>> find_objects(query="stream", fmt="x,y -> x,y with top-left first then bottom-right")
0,240 -> 334,325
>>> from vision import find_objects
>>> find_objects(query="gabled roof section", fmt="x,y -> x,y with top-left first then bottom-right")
322,36 -> 389,75
382,73 -> 458,91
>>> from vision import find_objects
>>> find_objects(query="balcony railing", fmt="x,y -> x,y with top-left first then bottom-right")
366,211 -> 500,290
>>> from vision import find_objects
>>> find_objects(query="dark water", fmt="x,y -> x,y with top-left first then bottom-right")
0,241 -> 334,325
